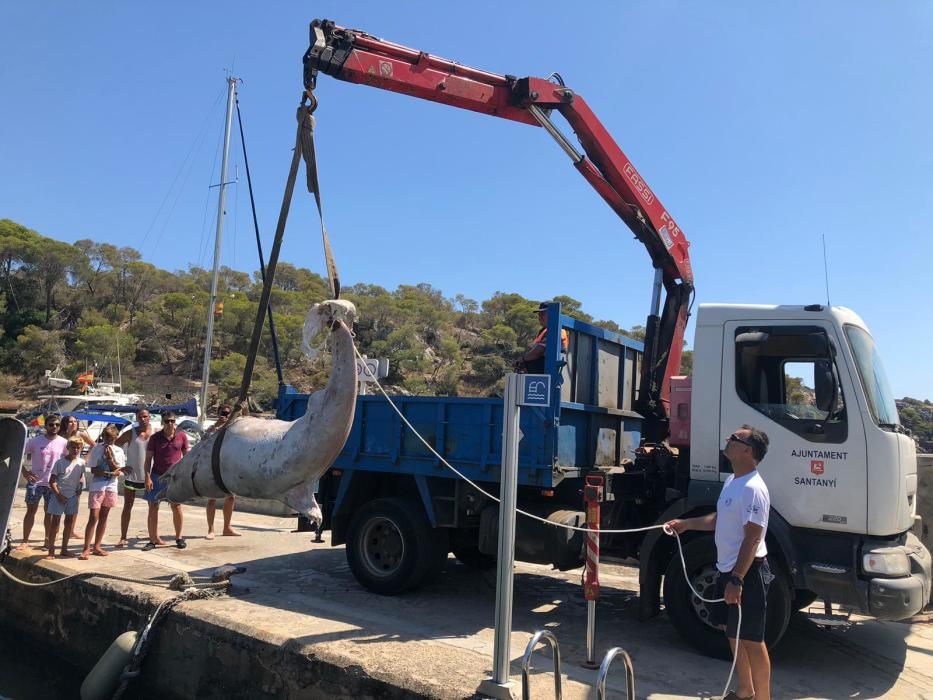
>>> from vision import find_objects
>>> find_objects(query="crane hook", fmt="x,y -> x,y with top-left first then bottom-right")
302,89 -> 319,114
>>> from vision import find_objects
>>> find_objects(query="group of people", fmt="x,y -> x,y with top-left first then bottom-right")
20,385 -> 775,698
18,404 -> 240,560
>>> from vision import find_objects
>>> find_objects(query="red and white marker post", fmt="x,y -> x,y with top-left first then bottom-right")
582,473 -> 605,668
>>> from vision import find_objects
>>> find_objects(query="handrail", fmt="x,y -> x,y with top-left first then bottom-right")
596,647 -> 635,700
521,630 -> 562,700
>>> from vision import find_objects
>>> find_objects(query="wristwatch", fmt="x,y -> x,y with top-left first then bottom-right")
728,573 -> 744,587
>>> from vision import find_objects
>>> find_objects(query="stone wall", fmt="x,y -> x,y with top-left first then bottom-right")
0,560 -> 428,699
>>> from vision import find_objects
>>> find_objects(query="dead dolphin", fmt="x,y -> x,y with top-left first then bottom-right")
162,299 -> 358,525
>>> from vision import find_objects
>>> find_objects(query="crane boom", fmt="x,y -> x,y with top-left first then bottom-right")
303,19 -> 693,438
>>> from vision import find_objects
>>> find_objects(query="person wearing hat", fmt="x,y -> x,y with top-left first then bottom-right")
519,301 -> 569,374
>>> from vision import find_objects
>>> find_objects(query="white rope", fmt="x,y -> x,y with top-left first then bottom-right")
667,523 -> 741,699
354,344 -> 742,698
0,563 -> 225,590
354,345 -> 657,535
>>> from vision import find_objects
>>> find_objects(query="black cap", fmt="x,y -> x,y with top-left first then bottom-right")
534,301 -> 550,313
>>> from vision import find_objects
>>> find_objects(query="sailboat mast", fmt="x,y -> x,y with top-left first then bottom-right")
199,76 -> 237,426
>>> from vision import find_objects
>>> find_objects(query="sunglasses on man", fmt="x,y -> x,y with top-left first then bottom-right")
727,433 -> 753,446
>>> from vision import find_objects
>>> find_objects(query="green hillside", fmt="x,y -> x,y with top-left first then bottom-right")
897,398 -> 933,454
0,218 -> 648,409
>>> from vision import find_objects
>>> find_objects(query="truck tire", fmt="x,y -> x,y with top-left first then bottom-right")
663,535 -> 793,659
346,498 -> 438,595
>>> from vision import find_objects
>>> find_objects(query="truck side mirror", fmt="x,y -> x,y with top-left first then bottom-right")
814,359 -> 838,413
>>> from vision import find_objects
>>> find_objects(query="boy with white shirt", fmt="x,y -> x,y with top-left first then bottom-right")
47,437 -> 86,559
79,425 -> 126,560
666,425 -> 772,700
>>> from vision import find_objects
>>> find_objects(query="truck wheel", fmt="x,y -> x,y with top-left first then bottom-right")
664,537 -> 731,659
450,529 -> 496,570
663,536 -> 793,659
346,498 -> 436,595
764,557 -> 793,647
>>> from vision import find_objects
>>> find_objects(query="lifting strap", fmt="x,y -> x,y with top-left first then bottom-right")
225,91 -> 340,496
191,422 -> 233,497
300,108 -> 341,299
209,420 -> 232,495
237,91 -> 340,409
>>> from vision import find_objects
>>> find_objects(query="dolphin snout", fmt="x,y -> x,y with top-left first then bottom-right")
303,300 -> 357,359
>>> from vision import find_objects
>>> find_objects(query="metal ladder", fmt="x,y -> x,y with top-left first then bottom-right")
520,631 -> 635,699
596,647 -> 635,700
522,630 -> 635,700
521,630 -> 562,700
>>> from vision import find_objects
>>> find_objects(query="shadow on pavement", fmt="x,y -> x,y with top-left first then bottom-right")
189,544 -> 912,699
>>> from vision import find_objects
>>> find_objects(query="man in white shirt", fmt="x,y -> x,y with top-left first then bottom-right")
115,408 -> 153,546
667,425 -> 772,700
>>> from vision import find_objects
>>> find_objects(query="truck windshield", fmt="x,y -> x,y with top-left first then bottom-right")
845,325 -> 900,427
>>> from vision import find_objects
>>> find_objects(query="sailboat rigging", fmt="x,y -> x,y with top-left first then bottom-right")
198,76 -> 238,427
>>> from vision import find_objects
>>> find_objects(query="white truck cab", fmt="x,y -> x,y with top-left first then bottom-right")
689,303 -> 931,620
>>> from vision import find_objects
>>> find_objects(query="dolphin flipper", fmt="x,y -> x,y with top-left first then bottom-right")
281,480 -> 323,529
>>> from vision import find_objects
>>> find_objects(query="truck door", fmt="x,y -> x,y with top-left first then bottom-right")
720,321 -> 867,533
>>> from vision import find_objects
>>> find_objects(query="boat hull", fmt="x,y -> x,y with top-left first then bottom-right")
0,419 -> 27,544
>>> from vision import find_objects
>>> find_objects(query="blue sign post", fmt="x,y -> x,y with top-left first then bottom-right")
519,374 -> 551,407
479,372 -> 552,699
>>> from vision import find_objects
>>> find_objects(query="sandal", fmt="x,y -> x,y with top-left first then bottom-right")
176,538 -> 187,549
142,542 -> 157,551
722,692 -> 755,700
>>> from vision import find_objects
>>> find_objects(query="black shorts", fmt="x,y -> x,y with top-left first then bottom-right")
711,558 -> 772,642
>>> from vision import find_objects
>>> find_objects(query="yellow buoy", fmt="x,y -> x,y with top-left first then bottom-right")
80,631 -> 138,700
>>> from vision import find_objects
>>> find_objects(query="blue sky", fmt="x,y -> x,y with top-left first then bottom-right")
1,3 -> 931,400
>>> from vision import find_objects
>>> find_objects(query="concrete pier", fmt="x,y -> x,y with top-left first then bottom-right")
2,494 -> 933,699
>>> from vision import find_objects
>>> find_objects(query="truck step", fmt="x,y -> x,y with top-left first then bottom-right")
804,608 -> 852,628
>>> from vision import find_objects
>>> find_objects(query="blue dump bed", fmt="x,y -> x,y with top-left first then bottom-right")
275,305 -> 644,489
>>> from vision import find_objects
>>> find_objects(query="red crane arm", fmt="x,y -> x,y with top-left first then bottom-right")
303,20 -> 693,435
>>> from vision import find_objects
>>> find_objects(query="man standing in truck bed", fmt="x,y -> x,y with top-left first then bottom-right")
667,425 -> 773,700
519,301 -> 568,374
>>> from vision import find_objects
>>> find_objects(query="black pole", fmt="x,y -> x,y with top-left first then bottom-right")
237,104 -> 306,407
236,98 -> 285,386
